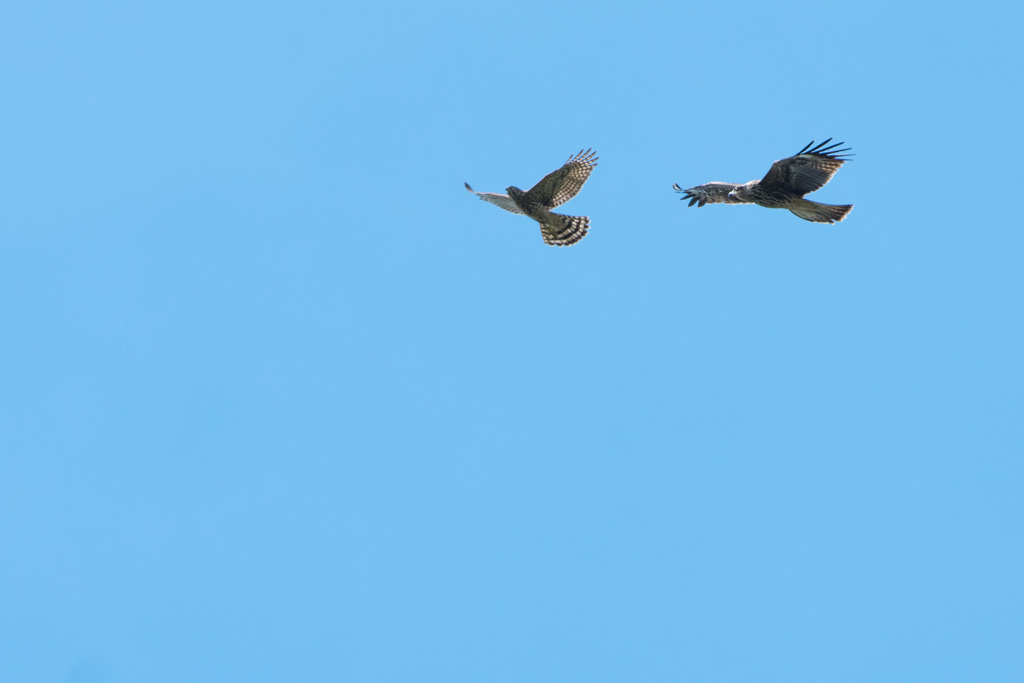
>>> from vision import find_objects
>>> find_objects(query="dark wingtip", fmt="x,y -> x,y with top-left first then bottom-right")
464,182 -> 474,192
795,140 -> 816,156
672,184 -> 702,206
800,138 -> 853,159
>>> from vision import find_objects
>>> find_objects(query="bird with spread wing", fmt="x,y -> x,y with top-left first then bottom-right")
673,139 -> 853,223
465,149 -> 598,246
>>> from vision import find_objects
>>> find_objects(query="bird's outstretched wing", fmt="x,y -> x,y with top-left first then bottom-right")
464,182 -> 524,214
524,148 -> 599,209
759,139 -> 852,196
673,182 -> 744,207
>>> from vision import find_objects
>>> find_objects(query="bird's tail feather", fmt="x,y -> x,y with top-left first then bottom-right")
541,214 -> 589,246
788,199 -> 853,224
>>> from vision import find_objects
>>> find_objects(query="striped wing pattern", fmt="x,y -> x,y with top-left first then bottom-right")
525,148 -> 599,209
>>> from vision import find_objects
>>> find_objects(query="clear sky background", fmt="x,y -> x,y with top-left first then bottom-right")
2,1 -> 1022,681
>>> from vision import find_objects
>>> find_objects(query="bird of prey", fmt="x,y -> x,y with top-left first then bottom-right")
673,139 -> 854,223
465,149 -> 598,246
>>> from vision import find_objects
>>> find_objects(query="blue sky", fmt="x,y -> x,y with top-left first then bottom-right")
2,1 -> 1022,681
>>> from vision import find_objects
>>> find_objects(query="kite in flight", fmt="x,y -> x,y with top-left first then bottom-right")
673,139 -> 853,223
465,149 -> 598,246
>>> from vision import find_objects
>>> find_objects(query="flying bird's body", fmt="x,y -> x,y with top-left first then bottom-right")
674,139 -> 853,223
465,149 -> 598,246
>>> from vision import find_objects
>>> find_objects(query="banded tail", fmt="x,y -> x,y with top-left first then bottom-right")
540,213 -> 589,246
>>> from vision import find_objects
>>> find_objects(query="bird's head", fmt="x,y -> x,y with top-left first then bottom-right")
506,186 -> 524,199
728,182 -> 755,202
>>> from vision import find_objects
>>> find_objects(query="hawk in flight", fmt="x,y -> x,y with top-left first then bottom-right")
673,139 -> 853,223
465,149 -> 598,246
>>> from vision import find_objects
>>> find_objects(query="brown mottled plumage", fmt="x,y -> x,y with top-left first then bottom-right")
674,139 -> 854,223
